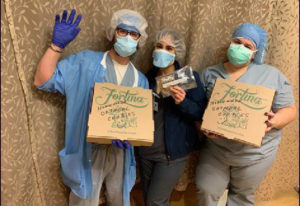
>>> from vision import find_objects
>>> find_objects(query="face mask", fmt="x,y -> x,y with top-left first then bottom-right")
114,36 -> 138,57
153,49 -> 176,69
227,43 -> 255,66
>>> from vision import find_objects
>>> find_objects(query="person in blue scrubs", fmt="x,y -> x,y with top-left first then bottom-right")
138,29 -> 207,206
196,23 -> 297,206
34,9 -> 149,206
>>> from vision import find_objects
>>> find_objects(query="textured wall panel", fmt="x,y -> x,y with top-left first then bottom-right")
1,0 -> 298,205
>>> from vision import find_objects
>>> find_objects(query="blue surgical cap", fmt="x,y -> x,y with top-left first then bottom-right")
232,23 -> 267,64
117,23 -> 140,34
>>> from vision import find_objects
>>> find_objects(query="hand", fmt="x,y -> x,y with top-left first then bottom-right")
265,111 -> 280,132
203,130 -> 223,139
111,140 -> 131,149
169,86 -> 186,104
52,9 -> 82,49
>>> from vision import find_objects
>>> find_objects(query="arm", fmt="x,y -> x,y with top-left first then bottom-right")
34,44 -> 62,86
33,9 -> 82,87
265,104 -> 297,132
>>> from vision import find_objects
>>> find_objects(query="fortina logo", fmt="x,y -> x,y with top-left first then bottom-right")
95,87 -> 149,108
218,83 -> 268,110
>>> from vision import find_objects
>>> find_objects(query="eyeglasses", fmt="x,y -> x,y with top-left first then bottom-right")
116,28 -> 141,40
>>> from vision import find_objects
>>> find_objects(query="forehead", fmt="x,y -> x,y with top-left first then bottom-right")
158,35 -> 175,47
234,37 -> 256,48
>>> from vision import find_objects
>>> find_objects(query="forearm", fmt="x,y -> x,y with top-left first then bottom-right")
179,97 -> 206,120
273,104 -> 297,129
34,43 -> 62,87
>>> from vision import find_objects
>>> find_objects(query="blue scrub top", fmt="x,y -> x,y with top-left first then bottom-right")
38,50 -> 149,206
200,63 -> 294,165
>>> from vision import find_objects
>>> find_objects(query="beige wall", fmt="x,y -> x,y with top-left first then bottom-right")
1,0 -> 298,205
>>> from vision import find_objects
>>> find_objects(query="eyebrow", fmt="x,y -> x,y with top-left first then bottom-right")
234,39 -> 254,48
166,46 -> 175,50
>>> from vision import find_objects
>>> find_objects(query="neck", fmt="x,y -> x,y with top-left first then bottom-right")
158,64 -> 176,76
109,49 -> 130,65
224,61 -> 249,74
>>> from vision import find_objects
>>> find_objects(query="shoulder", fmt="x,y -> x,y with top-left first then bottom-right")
60,50 -> 104,63
250,63 -> 288,80
201,64 -> 223,76
75,49 -> 104,60
252,63 -> 280,73
199,63 -> 223,84
136,69 -> 149,89
130,63 -> 147,81
137,70 -> 148,85
137,70 -> 147,79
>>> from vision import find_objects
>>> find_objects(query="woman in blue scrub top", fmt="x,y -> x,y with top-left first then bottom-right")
196,23 -> 297,206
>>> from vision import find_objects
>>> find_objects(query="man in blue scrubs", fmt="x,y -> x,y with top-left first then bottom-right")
34,9 -> 149,206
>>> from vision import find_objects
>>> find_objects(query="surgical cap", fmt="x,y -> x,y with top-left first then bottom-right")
155,29 -> 186,63
106,9 -> 148,46
232,23 -> 268,64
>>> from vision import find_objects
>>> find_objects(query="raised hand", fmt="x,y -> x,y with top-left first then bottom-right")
52,9 -> 82,49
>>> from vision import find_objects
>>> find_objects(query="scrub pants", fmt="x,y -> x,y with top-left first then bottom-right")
195,147 -> 277,206
139,157 -> 187,206
69,145 -> 124,206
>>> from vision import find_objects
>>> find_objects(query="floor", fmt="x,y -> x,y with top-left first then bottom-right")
129,183 -> 299,206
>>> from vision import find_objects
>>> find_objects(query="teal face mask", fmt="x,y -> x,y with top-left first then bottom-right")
153,49 -> 176,69
227,43 -> 255,66
114,36 -> 138,57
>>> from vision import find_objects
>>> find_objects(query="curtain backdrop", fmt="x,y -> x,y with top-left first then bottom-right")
1,0 -> 298,205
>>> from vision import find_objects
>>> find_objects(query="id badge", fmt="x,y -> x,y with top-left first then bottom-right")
153,92 -> 160,112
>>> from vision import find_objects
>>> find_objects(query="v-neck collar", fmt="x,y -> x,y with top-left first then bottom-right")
104,52 -> 135,86
220,62 -> 254,82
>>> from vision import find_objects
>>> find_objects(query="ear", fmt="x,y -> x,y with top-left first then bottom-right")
112,35 -> 117,44
250,51 -> 256,61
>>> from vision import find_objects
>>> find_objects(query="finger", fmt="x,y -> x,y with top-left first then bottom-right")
265,126 -> 272,132
67,9 -> 76,24
124,140 -> 131,149
264,111 -> 275,118
170,93 -> 176,100
265,119 -> 272,126
169,86 -> 179,93
172,86 -> 185,94
173,86 -> 185,94
175,94 -> 183,101
116,140 -> 125,149
55,14 -> 60,23
169,87 -> 176,94
73,14 -> 82,27
171,94 -> 180,102
61,10 -> 68,23
203,131 -> 209,136
111,140 -> 117,146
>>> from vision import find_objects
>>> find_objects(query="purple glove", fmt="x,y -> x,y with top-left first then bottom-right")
52,9 -> 82,49
111,140 -> 131,150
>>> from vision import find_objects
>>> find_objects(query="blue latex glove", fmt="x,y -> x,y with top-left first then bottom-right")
52,9 -> 82,49
111,140 -> 131,150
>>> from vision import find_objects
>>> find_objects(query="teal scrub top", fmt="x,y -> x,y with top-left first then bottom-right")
200,63 -> 294,165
